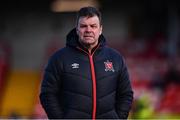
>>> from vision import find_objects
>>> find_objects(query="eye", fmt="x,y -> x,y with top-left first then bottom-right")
91,25 -> 97,28
80,25 -> 87,28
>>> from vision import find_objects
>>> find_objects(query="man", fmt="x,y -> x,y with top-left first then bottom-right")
40,6 -> 133,119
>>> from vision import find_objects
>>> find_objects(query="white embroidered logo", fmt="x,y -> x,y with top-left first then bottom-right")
71,63 -> 79,69
104,60 -> 115,72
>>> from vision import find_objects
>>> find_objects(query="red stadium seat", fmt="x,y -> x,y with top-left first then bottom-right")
158,84 -> 180,114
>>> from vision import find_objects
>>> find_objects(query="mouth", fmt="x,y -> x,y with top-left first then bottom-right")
84,36 -> 92,38
84,35 -> 93,38
84,36 -> 94,40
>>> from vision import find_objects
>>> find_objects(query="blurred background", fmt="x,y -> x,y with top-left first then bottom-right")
0,0 -> 180,119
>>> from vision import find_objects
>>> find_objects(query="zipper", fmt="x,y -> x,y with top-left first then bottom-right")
77,45 -> 100,120
89,54 -> 97,120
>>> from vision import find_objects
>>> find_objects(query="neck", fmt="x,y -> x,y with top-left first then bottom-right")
83,44 -> 94,53
79,41 -> 98,53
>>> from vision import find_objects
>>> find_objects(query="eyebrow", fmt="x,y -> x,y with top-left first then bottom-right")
80,23 -> 97,26
91,24 -> 97,26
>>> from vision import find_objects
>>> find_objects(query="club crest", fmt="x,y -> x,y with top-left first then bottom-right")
104,60 -> 115,72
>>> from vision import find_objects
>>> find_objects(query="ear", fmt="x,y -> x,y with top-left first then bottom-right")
99,25 -> 102,35
76,27 -> 79,35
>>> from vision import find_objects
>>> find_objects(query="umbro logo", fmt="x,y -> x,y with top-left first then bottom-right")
71,63 -> 79,69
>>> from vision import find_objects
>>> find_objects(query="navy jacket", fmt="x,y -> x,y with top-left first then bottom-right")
40,28 -> 133,119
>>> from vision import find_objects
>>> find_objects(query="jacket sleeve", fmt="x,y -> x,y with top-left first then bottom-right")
116,57 -> 134,119
39,55 -> 64,119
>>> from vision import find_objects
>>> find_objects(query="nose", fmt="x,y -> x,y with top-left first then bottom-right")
85,26 -> 92,32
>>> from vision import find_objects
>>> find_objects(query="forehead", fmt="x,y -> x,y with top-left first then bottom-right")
78,16 -> 100,25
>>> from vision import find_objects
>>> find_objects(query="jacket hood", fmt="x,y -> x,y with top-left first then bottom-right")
66,28 -> 106,48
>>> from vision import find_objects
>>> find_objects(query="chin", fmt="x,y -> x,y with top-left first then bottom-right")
81,42 -> 94,47
83,40 -> 94,44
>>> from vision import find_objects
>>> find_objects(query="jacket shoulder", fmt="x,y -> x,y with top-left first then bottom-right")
45,47 -> 69,70
104,46 -> 124,60
49,47 -> 69,61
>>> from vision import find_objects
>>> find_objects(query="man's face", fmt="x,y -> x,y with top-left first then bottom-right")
76,15 -> 102,48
